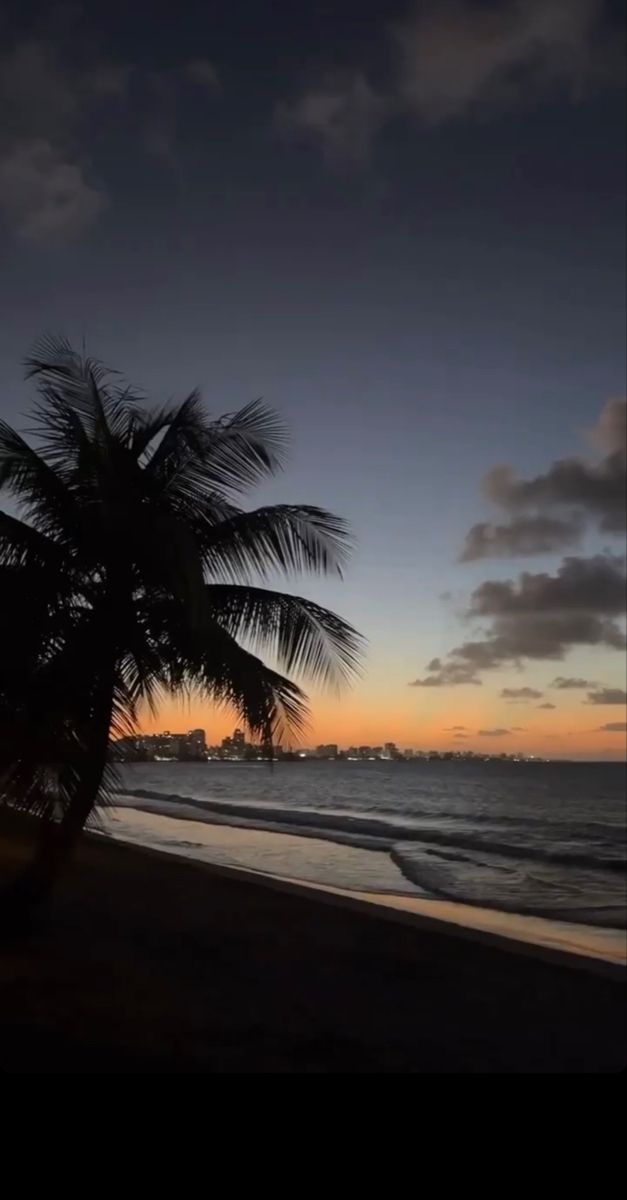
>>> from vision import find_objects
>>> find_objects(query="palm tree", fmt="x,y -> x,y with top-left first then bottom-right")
0,337 -> 363,904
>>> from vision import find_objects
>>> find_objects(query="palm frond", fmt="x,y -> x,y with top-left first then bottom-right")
125,404 -> 175,461
195,399 -> 288,494
25,334 -> 137,447
133,406 -> 241,527
201,504 -> 353,582
0,421 -> 81,542
147,396 -> 287,499
143,591 -> 310,742
0,510 -> 65,570
205,584 -> 364,688
28,393 -> 94,480
141,390 -> 210,477
193,634 -> 309,743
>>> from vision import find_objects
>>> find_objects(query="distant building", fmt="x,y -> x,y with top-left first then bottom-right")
187,728 -> 206,749
183,728 -> 206,759
111,732 -> 531,766
136,731 -> 187,759
219,726 -> 253,759
382,742 -> 398,760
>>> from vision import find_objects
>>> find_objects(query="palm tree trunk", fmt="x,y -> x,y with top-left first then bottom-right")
3,681 -> 114,914
15,768 -> 107,906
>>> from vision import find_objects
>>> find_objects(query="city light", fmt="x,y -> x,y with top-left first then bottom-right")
111,728 -> 542,764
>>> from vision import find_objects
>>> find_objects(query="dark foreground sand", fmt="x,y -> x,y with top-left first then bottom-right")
1,814 -> 625,1073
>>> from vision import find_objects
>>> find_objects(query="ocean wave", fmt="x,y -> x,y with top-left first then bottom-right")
114,786 -> 626,874
391,846 -> 627,930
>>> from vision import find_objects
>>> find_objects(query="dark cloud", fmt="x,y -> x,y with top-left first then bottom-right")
421,555 -> 626,684
501,687 -> 543,699
141,62 -> 220,161
0,139 -> 105,239
409,661 -> 482,686
393,0 -> 612,123
453,733 -> 468,739
586,688 -> 627,705
89,63 -> 132,97
552,675 -> 598,689
0,30 -> 223,236
275,73 -> 388,164
538,702 -> 557,709
447,613 -> 625,672
470,555 -> 626,618
457,400 -> 625,583
588,397 -> 627,456
478,728 -> 511,737
459,514 -> 583,561
444,725 -> 468,730
141,72 -> 179,159
482,399 -> 626,535
0,37 -> 127,240
277,1 -> 619,164
484,456 -> 625,535
186,59 -> 221,91
596,723 -> 627,732
0,40 -> 79,142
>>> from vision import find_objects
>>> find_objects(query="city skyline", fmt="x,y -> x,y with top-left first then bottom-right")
115,724 -> 548,762
126,721 -> 607,763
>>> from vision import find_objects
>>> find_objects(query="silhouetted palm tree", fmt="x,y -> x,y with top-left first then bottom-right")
0,337 -> 363,902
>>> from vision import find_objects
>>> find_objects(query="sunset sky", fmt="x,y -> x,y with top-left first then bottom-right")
1,0 -> 625,758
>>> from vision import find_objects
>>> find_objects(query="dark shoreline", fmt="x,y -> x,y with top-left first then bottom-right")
1,812 -> 625,1073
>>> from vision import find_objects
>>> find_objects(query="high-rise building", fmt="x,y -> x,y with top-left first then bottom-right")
185,728 -> 206,758
189,727 -> 206,744
220,727 -> 249,758
157,731 -> 185,758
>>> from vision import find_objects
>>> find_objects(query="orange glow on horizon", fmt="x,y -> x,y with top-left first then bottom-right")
139,691 -> 627,760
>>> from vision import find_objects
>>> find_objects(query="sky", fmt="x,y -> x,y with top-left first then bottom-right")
1,0 -> 625,758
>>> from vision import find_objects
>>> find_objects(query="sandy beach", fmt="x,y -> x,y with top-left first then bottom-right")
1,811 -> 624,1073
105,802 -> 627,968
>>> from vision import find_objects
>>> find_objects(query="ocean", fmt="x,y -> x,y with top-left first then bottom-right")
106,759 -> 627,931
